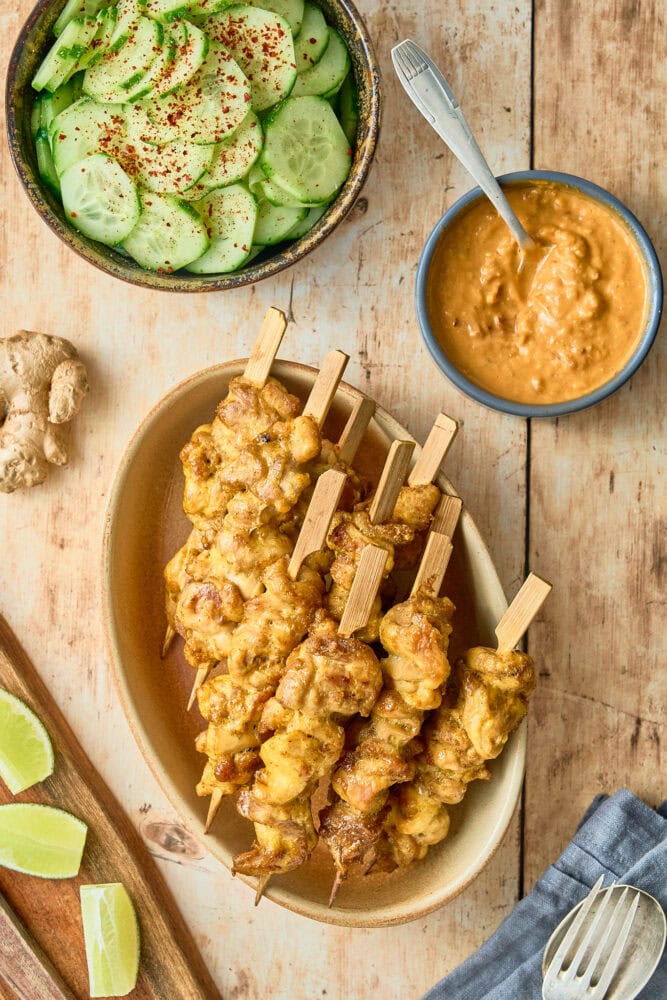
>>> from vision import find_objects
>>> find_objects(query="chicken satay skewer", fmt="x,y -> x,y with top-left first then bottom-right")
184,351 -> 350,704
162,307 -> 289,656
202,467 -> 349,831
232,543 -> 388,902
376,573 -> 552,872
196,415 -> 410,835
254,543 -> 387,904
323,496 -> 463,904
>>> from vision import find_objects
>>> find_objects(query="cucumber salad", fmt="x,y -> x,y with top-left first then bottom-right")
30,0 -> 359,274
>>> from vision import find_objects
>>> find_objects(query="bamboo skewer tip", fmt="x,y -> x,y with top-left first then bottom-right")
204,789 -> 223,834
495,573 -> 552,653
161,625 -> 176,659
254,875 -> 271,905
187,666 -> 209,711
328,869 -> 344,908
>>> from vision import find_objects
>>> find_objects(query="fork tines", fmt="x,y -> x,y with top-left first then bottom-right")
543,877 -> 643,999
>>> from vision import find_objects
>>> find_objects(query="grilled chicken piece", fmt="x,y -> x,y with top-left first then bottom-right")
376,645 -> 535,870
232,612 -> 383,877
167,413 -> 321,671
319,593 -> 454,878
195,559 -> 324,800
326,483 -> 441,641
181,376 -> 302,533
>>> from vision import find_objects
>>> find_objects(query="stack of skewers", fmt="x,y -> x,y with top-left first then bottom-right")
161,307 -> 552,906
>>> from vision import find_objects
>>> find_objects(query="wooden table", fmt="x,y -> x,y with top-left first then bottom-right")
0,1 -> 664,997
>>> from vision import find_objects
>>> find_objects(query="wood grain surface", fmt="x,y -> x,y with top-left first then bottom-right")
0,0 -> 664,997
0,616 -> 220,1000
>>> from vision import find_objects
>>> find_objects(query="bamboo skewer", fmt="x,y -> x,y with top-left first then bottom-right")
163,308 -> 288,660
287,470 -> 347,579
408,414 -> 458,486
410,496 -> 463,598
337,397 -> 376,465
243,307 -> 288,386
303,350 -> 349,428
368,440 -> 415,525
337,545 -> 390,638
430,492 -> 463,538
495,573 -> 552,653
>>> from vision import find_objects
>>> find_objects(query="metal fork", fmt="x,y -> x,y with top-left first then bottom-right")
391,39 -> 534,251
542,876 -> 642,999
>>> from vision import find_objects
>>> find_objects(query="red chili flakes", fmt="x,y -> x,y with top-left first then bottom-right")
69,211 -> 77,218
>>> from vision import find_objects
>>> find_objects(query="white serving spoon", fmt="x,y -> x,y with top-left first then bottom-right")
392,38 -> 535,252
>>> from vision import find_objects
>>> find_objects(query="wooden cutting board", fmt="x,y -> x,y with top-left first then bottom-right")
0,614 -> 221,1000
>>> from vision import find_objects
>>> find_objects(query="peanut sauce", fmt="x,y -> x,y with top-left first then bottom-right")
426,181 -> 649,404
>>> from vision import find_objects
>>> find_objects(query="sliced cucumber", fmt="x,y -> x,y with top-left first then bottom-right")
260,95 -> 351,203
35,128 -> 61,196
123,193 -> 210,269
125,100 -> 181,144
292,28 -> 349,98
142,0 -> 191,20
60,152 -> 140,243
338,71 -> 357,146
35,78 -> 82,144
122,28 -> 177,101
107,0 -> 144,50
145,20 -> 208,96
245,0 -> 303,35
50,96 -> 127,175
253,197 -> 306,244
186,0 -> 235,12
31,99 -> 43,141
83,16 -> 164,102
181,111 -> 263,198
201,6 -> 296,112
128,137 -> 214,192
294,3 -> 328,72
186,183 -> 257,272
54,0 -> 113,37
286,202 -> 327,239
140,40 -> 250,144
259,174 -> 324,207
32,17 -> 100,93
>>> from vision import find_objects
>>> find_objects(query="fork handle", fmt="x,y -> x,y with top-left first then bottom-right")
409,66 -> 533,250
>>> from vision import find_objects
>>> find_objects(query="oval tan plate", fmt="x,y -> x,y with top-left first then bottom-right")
102,359 -> 526,927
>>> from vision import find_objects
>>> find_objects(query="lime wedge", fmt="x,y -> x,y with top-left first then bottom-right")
0,802 -> 87,877
80,883 -> 141,998
0,688 -> 55,794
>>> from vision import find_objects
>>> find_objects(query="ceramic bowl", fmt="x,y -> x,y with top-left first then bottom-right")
415,170 -> 663,418
103,359 -> 527,926
6,0 -> 381,292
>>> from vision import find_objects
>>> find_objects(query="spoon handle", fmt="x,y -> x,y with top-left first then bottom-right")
391,40 -> 534,250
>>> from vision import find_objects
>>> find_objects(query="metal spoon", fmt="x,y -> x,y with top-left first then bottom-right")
542,883 -> 666,1000
391,38 -> 535,252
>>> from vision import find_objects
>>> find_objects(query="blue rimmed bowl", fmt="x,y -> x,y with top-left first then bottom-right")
416,170 -> 663,418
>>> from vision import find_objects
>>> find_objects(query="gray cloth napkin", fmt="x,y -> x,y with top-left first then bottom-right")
423,788 -> 667,1000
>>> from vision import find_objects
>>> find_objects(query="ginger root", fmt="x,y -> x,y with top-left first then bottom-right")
0,331 -> 89,493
